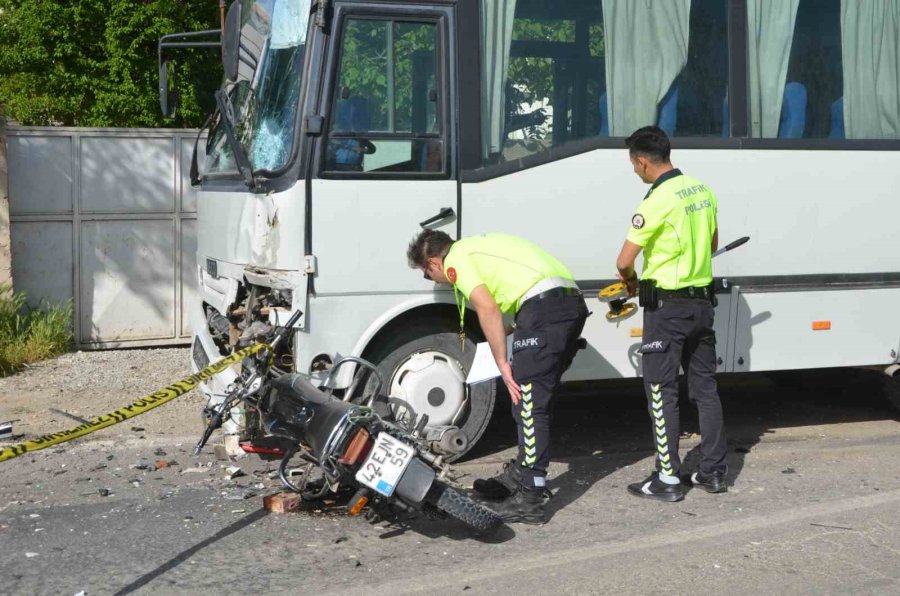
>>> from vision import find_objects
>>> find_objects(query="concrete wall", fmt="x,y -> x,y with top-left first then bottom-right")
0,117 -> 12,290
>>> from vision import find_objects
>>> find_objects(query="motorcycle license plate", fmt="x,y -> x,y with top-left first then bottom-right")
355,432 -> 414,497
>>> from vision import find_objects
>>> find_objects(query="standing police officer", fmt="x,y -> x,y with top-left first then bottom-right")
615,126 -> 728,502
408,230 -> 588,523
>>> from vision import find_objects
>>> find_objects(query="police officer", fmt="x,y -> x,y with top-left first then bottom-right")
615,126 -> 727,502
407,230 -> 588,523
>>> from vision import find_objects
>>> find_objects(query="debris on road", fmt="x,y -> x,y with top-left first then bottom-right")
0,420 -> 17,440
222,487 -> 258,501
214,444 -> 230,461
48,408 -> 89,425
810,522 -> 854,531
264,492 -> 301,514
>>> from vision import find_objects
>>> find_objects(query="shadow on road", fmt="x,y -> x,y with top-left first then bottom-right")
378,515 -> 517,543
464,368 -> 899,522
113,508 -> 270,596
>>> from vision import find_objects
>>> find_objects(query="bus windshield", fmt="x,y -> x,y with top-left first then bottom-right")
205,0 -> 311,177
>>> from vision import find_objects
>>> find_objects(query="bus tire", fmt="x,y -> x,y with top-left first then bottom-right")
369,329 -> 496,462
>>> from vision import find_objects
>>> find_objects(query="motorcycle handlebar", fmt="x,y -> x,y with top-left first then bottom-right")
270,309 -> 303,349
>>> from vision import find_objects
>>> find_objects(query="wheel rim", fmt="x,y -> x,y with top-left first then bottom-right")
388,350 -> 467,427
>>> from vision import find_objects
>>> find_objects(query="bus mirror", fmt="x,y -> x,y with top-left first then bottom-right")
340,86 -> 351,99
428,89 -> 437,102
159,60 -> 178,118
222,0 -> 243,82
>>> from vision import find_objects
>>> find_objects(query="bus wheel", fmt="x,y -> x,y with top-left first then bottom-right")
371,331 -> 496,462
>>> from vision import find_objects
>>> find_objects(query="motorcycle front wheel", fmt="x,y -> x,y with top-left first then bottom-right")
427,481 -> 502,532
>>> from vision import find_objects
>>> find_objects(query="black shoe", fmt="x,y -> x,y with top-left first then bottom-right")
627,472 -> 684,502
489,486 -> 547,525
690,470 -> 728,493
473,460 -> 521,499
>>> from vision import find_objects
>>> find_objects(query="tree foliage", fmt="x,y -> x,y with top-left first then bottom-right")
0,0 -> 223,127
509,18 -> 605,107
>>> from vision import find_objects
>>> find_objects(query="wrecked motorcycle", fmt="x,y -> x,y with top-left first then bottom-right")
194,310 -> 502,532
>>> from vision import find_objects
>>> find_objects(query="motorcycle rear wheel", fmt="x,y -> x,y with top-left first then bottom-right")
429,482 -> 502,532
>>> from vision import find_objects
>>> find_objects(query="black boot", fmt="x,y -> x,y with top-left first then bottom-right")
489,485 -> 547,525
689,470 -> 728,493
472,460 -> 521,499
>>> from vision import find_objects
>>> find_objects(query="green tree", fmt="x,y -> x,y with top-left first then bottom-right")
0,0 -> 222,127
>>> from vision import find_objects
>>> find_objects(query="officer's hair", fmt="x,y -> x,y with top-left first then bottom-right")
407,229 -> 453,268
625,126 -> 671,164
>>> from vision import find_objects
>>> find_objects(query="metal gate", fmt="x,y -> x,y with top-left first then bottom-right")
6,126 -> 201,349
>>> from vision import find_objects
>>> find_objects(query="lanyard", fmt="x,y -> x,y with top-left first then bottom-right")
453,285 -> 466,351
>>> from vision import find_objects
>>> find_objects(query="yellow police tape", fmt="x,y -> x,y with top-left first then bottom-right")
0,343 -> 268,464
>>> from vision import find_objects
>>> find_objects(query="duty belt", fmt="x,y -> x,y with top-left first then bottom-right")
519,277 -> 581,309
657,286 -> 713,300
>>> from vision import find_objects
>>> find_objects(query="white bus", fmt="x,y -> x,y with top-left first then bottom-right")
166,0 -> 900,457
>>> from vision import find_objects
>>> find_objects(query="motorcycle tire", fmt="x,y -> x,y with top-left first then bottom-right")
429,482 -> 502,532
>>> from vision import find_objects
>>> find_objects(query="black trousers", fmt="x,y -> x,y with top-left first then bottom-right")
511,294 -> 589,488
640,297 -> 727,477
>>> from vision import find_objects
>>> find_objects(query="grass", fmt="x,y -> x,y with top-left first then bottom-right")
0,284 -> 73,376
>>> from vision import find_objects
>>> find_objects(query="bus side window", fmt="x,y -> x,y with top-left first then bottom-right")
324,18 -> 445,175
479,0 -> 728,168
750,0 -> 842,139
752,0 -> 899,141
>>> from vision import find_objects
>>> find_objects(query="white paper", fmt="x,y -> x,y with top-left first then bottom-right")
465,336 -> 513,385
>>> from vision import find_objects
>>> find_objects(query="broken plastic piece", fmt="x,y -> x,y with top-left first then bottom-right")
225,466 -> 245,479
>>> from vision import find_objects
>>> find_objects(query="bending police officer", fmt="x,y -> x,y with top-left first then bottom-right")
407,230 -> 588,524
615,126 -> 728,502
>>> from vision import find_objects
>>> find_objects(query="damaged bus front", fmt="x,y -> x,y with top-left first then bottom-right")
163,0 -> 479,452
163,0 -> 316,439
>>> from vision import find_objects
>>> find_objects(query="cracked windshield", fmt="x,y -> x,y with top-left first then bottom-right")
205,0 -> 311,176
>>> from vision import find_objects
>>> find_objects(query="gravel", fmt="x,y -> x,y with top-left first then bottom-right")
0,348 -> 208,443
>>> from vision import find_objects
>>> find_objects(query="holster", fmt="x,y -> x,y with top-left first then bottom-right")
638,278 -> 659,310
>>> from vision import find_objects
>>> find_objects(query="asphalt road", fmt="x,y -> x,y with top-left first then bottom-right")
2,369 -> 899,596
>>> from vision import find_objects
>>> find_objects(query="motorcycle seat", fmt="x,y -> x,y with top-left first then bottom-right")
270,374 -> 354,459
286,374 -> 341,406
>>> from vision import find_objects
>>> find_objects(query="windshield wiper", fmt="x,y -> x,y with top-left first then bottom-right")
214,88 -> 256,188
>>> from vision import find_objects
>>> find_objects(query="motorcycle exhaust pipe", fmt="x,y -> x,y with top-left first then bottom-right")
426,427 -> 469,456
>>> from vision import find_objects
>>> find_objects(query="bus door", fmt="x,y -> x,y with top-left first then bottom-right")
310,3 -> 457,294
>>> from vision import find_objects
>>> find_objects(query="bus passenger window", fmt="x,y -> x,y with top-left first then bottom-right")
749,0 -> 899,140
748,0 -> 840,139
324,18 -> 446,175
479,0 -> 728,168
674,0 -> 728,138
